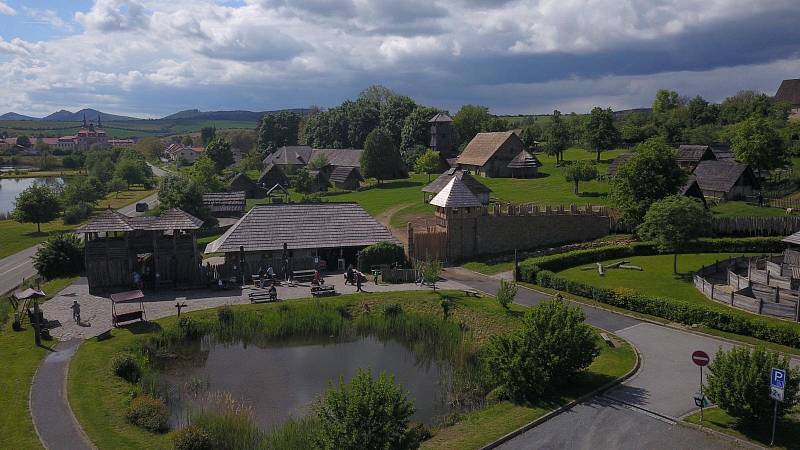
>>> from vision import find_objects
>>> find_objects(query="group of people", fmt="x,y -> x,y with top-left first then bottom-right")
344,265 -> 365,292
257,265 -> 279,300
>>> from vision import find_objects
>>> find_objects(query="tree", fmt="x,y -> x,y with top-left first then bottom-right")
652,89 -> 682,115
85,149 -> 115,184
419,257 -> 442,291
293,169 -> 314,194
225,129 -> 257,152
453,105 -> 490,150
519,121 -> 543,149
609,138 -> 687,226
563,160 -> 597,195
114,157 -> 147,188
61,177 -> 102,206
257,111 -> 302,152
181,135 -> 194,146
496,279 -> 518,310
186,155 -> 224,193
204,138 -> 233,172
343,99 -> 381,149
108,177 -> 128,198
399,106 -> 440,167
12,183 -> 62,233
380,94 -> 417,145
414,149 -> 440,181
730,116 -> 787,172
361,128 -> 403,183
706,346 -> 799,427
15,135 -> 31,148
315,369 -> 423,450
686,95 -> 719,127
637,195 -> 711,273
485,300 -> 599,402
200,126 -> 216,145
33,233 -> 84,279
585,107 -> 620,162
135,137 -> 163,160
158,174 -> 207,220
544,110 -> 570,163
308,153 -> 329,170
358,84 -> 396,105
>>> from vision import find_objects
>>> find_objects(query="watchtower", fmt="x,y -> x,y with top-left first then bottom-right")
429,112 -> 455,158
429,177 -> 482,260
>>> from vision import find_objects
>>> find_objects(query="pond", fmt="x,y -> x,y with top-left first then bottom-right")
0,177 -> 63,216
156,334 -> 456,430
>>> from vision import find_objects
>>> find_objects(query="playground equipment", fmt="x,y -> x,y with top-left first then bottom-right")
110,290 -> 146,327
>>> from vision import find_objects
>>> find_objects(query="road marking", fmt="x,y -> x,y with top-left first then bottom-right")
0,260 -> 33,276
614,323 -> 646,334
600,395 -> 677,425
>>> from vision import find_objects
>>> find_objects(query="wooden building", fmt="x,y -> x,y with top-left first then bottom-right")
456,131 -> 532,178
429,112 -> 455,158
202,191 -> 246,218
328,166 -> 363,191
692,160 -> 761,200
205,203 -> 397,278
680,175 -> 707,207
257,164 -> 289,190
677,145 -> 717,170
422,168 -> 492,205
78,208 -> 203,293
775,79 -> 800,114
506,149 -> 542,178
228,172 -> 264,198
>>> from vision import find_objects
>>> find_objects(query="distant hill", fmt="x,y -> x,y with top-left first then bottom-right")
42,108 -> 140,122
161,108 -> 312,121
0,112 -> 37,121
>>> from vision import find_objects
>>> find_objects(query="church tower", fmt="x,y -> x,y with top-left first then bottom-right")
429,112 -> 454,158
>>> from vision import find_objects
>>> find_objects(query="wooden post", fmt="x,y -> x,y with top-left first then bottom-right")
730,291 -> 734,306
711,282 -> 715,299
776,286 -> 780,303
152,231 -> 159,291
795,292 -> 800,322
192,231 -> 199,285
172,230 -> 178,288
758,297 -> 763,315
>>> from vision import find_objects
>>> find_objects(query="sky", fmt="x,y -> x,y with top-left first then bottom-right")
0,0 -> 799,118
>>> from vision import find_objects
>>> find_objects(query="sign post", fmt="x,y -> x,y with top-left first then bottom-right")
691,350 -> 710,422
770,368 -> 786,446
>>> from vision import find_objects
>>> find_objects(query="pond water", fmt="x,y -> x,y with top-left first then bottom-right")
157,335 -> 455,430
0,177 -> 63,216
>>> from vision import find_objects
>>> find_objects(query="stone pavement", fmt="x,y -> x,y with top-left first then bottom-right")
41,274 -> 468,341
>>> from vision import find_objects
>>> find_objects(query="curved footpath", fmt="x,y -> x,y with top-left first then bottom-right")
444,267 -> 799,450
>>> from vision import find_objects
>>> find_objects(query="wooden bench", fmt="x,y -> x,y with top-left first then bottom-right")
311,285 -> 337,297
463,289 -> 480,297
249,289 -> 277,303
293,270 -> 316,282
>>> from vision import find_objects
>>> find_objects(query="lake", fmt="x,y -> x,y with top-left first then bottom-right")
157,335 -> 455,430
0,177 -> 63,216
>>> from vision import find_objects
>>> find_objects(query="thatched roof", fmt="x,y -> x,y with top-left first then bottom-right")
775,79 -> 800,106
783,231 -> 800,246
692,160 -> 760,193
429,112 -> 453,123
422,168 -> 491,195
507,150 -> 542,169
205,203 -> 397,253
607,153 -> 633,177
457,131 -> 518,167
429,178 -> 482,208
202,191 -> 246,214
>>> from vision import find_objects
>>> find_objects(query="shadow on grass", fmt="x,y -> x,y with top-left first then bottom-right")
577,192 -> 607,198
122,321 -> 163,335
672,272 -> 694,283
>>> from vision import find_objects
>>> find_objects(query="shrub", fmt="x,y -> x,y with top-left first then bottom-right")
178,317 -> 202,340
32,233 -> 85,279
126,394 -> 169,432
496,279 -> 518,310
110,352 -> 141,383
382,303 -> 403,317
485,300 -> 598,402
62,202 -> 94,225
315,369 -> 423,450
357,241 -> 406,272
706,346 -> 799,427
172,425 -> 214,450
217,306 -> 234,324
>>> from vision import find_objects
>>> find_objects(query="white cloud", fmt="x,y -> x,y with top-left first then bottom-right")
0,1 -> 15,16
75,0 -> 150,32
24,8 -> 73,31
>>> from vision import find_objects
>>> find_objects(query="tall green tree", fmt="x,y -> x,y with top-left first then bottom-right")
730,116 -> 787,172
652,89 -> 682,115
399,106 -> 440,167
204,138 -> 233,172
585,107 -> 620,162
563,160 -> 598,195
256,111 -> 302,152
380,94 -> 417,145
453,104 -> 490,150
200,126 -> 216,145
343,99 -> 381,149
186,155 -> 224,193
545,110 -> 570,163
158,174 -> 207,220
33,233 -> 84,279
414,149 -> 441,181
134,137 -> 164,160
610,138 -> 687,226
361,128 -> 403,183
637,195 -> 711,273
15,135 -> 31,148
12,184 -> 62,233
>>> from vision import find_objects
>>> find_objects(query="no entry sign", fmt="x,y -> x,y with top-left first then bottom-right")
692,350 -> 710,366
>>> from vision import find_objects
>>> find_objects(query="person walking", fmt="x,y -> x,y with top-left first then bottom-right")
70,300 -> 81,324
356,271 -> 364,293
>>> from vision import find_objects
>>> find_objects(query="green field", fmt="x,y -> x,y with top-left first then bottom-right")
557,253 -> 755,306
711,201 -> 791,217
684,407 -> 800,450
0,119 -> 258,139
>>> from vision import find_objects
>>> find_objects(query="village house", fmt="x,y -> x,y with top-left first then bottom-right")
202,191 -> 246,218
257,163 -> 289,190
422,168 -> 492,205
429,112 -> 456,159
680,175 -> 707,207
205,203 -> 398,278
164,143 -> 203,164
676,144 -> 717,171
692,160 -> 761,200
305,169 -> 330,193
263,146 -> 364,173
456,131 -> 538,178
328,166 -> 363,191
775,78 -> 800,114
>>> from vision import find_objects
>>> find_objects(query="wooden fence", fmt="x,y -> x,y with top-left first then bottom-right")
380,265 -> 419,284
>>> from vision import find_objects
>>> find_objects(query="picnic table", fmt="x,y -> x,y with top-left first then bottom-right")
249,288 -> 278,303
293,269 -> 316,282
311,285 -> 336,297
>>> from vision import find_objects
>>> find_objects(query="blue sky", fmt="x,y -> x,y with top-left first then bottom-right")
1,0 -> 799,118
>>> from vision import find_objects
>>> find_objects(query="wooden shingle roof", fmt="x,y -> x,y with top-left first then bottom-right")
429,112 -> 453,123
202,191 -> 246,214
204,203 -> 398,253
422,168 -> 491,195
457,131 -> 517,167
782,230 -> 800,246
429,178 -> 482,208
329,166 -> 362,183
263,146 -> 313,166
77,209 -> 134,233
507,150 -> 542,169
692,160 -> 760,193
775,79 -> 800,106
677,145 -> 715,163
310,148 -> 364,168
78,208 -> 203,233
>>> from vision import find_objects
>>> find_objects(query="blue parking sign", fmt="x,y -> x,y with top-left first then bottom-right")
771,368 -> 786,389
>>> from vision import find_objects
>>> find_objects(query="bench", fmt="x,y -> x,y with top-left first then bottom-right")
311,285 -> 337,297
249,289 -> 277,303
463,289 -> 480,297
293,270 -> 316,282
600,332 -> 615,348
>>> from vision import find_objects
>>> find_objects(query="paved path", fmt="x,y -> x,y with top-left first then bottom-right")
30,339 -> 94,450
443,267 -> 787,449
0,244 -> 39,295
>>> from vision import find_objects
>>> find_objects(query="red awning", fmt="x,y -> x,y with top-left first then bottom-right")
110,290 -> 144,303
13,288 -> 46,300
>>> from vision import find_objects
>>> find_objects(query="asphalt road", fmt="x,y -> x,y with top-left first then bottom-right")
442,267 -> 781,449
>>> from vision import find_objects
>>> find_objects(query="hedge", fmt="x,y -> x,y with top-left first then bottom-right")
518,237 -> 800,349
357,241 -> 406,272
518,237 -> 785,283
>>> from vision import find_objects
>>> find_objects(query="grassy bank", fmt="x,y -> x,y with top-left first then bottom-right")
684,407 -> 800,449
69,290 -> 635,450
0,277 -> 77,449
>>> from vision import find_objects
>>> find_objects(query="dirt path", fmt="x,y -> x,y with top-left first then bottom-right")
374,202 -> 413,246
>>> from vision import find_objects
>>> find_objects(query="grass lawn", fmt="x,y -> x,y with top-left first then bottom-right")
711,201 -> 791,217
0,169 -> 84,179
0,187 -> 155,259
69,290 -> 635,450
684,407 -> 800,450
0,276 -> 77,450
